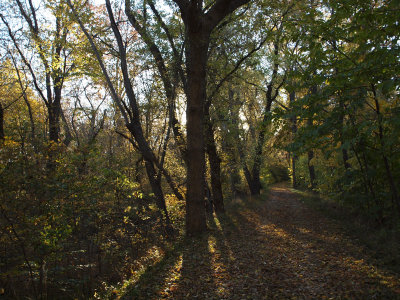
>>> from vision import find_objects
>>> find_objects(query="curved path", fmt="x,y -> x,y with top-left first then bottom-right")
126,184 -> 400,299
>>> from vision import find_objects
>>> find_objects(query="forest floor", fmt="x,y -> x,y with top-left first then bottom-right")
120,183 -> 400,299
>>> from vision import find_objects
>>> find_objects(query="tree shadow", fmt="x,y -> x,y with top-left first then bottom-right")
122,187 -> 400,299
218,187 -> 400,298
121,227 -> 219,299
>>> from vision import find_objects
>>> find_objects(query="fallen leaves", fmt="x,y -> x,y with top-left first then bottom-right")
123,183 -> 400,299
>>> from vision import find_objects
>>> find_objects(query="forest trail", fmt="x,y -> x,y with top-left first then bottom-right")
124,183 -> 400,299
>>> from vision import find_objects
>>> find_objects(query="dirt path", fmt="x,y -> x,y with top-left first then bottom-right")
124,184 -> 400,299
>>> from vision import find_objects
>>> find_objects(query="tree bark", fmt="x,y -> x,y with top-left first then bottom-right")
292,153 -> 297,188
48,102 -> 61,143
174,0 -> 251,235
0,103 -> 4,143
248,83 -> 275,195
307,149 -> 316,188
145,161 -> 173,233
338,97 -> 351,170
249,40 -> 282,195
289,91 -> 298,188
205,106 -> 224,213
219,89 -> 244,197
308,86 -> 317,189
371,85 -> 400,215
307,116 -> 316,189
126,122 -> 173,233
47,98 -> 61,171
342,148 -> 350,170
184,24 -> 209,235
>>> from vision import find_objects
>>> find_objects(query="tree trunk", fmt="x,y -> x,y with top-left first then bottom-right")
308,86 -> 317,189
46,99 -> 61,171
372,85 -> 400,215
249,92 -> 273,195
250,131 -> 264,195
292,154 -> 297,188
338,97 -> 351,170
0,103 -> 4,143
307,149 -> 316,188
206,138 -> 224,213
184,26 -> 209,235
342,148 -> 350,170
173,0 -> 250,235
126,122 -> 173,233
249,42 -> 279,195
48,101 -> 61,143
205,105 -> 224,213
240,150 -> 259,195
228,101 -> 257,195
145,161 -> 173,233
289,91 -> 298,188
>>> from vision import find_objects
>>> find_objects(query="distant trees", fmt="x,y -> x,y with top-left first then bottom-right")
1,0 -> 75,145
277,0 -> 400,219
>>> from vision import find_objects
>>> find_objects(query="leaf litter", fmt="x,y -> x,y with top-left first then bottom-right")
122,184 -> 400,299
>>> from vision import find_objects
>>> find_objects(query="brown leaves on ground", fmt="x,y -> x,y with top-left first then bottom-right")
123,184 -> 400,299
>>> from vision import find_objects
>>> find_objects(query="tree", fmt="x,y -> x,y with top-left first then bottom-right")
68,0 -> 177,233
1,0 -> 75,146
171,0 -> 251,234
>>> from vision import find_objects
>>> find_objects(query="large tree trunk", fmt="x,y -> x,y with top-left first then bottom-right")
48,108 -> 60,143
46,97 -> 61,171
174,0 -> 251,235
48,88 -> 62,143
184,26 -> 209,235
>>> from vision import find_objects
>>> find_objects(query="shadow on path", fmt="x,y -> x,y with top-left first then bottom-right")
123,183 -> 400,299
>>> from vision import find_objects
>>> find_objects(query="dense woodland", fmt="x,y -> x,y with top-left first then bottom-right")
0,0 -> 399,298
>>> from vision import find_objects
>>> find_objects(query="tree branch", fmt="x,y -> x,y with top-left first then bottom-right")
1,15 -> 48,105
205,0 -> 251,31
67,0 -> 130,124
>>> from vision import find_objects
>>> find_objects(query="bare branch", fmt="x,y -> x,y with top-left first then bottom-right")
1,14 -> 48,105
67,0 -> 130,124
207,35 -> 268,104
